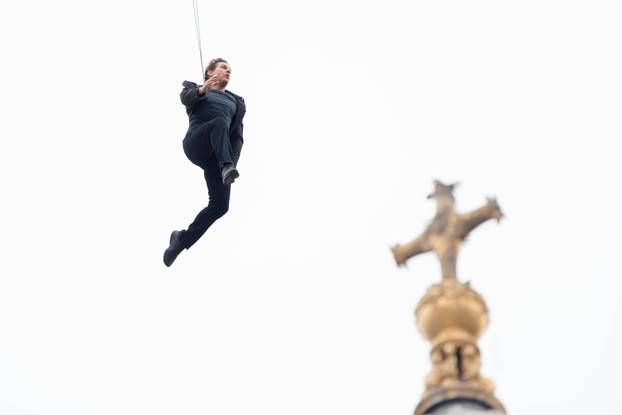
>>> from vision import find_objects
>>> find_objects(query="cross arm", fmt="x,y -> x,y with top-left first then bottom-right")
392,234 -> 433,267
457,198 -> 503,240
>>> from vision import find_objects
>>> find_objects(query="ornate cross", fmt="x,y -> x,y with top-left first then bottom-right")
392,180 -> 503,280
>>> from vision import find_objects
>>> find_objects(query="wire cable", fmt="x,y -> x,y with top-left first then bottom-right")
192,0 -> 204,80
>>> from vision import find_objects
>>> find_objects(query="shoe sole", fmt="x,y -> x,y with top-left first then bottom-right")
223,170 -> 240,185
164,231 -> 182,267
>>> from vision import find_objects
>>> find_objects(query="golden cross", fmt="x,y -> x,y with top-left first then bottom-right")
392,180 -> 503,280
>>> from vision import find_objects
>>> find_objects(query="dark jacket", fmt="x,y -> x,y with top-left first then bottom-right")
180,80 -> 246,166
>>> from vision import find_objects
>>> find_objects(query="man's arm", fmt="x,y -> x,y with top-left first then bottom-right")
180,80 -> 215,107
231,121 -> 244,166
180,81 -> 200,107
229,94 -> 246,166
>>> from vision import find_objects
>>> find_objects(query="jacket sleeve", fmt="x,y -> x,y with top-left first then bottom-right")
180,80 -> 200,107
231,121 -> 244,166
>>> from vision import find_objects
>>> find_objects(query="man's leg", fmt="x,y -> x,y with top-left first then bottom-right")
183,117 -> 238,184
179,155 -> 231,249
205,117 -> 233,168
164,119 -> 234,266
206,117 -> 239,184
183,117 -> 232,168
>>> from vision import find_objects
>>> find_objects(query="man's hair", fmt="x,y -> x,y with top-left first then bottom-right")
204,58 -> 228,80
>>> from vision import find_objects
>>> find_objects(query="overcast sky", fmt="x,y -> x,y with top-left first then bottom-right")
1,1 -> 621,414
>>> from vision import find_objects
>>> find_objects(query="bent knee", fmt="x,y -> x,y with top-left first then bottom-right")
213,204 -> 229,218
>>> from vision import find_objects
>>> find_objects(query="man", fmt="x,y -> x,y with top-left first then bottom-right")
163,58 -> 246,267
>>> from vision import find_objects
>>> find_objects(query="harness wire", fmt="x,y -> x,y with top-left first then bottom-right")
192,0 -> 205,80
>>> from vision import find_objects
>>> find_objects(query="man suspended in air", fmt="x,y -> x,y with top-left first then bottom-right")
164,58 -> 246,267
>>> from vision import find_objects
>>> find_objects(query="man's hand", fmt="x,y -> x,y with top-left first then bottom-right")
198,76 -> 219,95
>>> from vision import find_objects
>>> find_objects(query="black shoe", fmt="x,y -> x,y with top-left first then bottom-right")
222,164 -> 240,185
163,230 -> 184,267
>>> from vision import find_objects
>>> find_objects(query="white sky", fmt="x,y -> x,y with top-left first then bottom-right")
1,1 -> 621,414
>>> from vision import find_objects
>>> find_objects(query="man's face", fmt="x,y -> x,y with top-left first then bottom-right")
207,62 -> 231,86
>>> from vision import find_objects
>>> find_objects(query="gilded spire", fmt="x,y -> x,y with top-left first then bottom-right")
393,181 -> 505,415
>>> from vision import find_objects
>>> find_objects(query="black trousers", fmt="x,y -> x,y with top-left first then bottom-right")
180,117 -> 233,249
